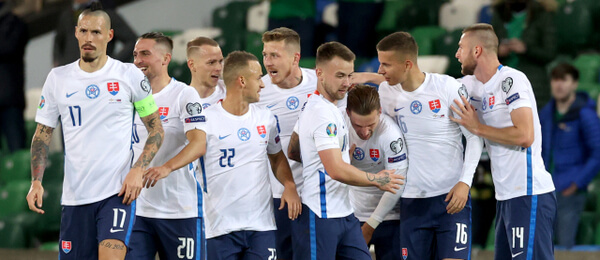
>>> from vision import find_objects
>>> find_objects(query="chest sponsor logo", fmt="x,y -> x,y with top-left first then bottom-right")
326,123 -> 337,137
86,84 -> 100,99
159,107 -> 169,120
353,147 -> 365,160
286,96 -> 300,110
38,95 -> 45,109
370,149 -> 380,162
107,82 -> 120,96
257,125 -> 267,138
62,241 -> 72,254
429,99 -> 441,113
238,128 -> 251,141
410,100 -> 422,114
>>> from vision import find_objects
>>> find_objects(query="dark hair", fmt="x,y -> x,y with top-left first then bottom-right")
551,63 -> 579,81
187,37 -> 219,57
139,32 -> 174,53
347,85 -> 381,116
223,51 -> 259,84
262,27 -> 301,52
376,32 -> 418,59
79,2 -> 111,29
315,42 -> 355,66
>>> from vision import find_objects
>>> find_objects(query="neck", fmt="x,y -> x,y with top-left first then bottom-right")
474,55 -> 502,84
78,54 -> 109,73
555,93 -> 576,114
190,79 -> 217,98
277,67 -> 303,89
401,68 -> 426,92
149,72 -> 171,94
316,83 -> 337,105
221,89 -> 249,116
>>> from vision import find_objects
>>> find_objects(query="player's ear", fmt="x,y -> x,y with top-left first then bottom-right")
293,52 -> 301,66
187,58 -> 195,72
316,67 -> 322,78
108,29 -> 114,42
239,75 -> 245,87
164,52 -> 171,65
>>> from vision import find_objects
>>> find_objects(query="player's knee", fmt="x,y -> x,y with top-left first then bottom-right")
98,239 -> 127,260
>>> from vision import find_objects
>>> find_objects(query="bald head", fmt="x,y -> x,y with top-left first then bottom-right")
462,23 -> 498,54
78,2 -> 111,30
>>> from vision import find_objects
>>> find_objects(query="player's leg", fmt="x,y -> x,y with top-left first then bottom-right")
436,194 -> 472,260
493,200 -> 511,260
244,230 -> 277,260
291,204 -> 338,260
59,203 -> 98,259
125,216 -> 158,260
400,197 -> 435,260
96,195 -> 135,260
336,214 -> 372,260
273,198 -> 293,260
207,231 -> 245,260
369,220 -> 401,260
154,217 -> 202,260
530,193 -> 557,259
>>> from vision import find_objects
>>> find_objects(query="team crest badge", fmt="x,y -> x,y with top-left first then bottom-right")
410,100 -> 422,114
62,240 -> 72,254
238,128 -> 251,141
257,125 -> 267,138
86,84 -> 100,99
502,77 -> 513,93
326,123 -> 337,137
489,96 -> 495,109
390,138 -> 403,154
286,96 -> 299,110
353,147 -> 365,160
159,107 -> 169,120
370,149 -> 380,162
107,82 -> 120,96
429,99 -> 441,113
402,248 -> 408,260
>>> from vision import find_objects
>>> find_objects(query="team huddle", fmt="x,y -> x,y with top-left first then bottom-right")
24,3 -> 556,260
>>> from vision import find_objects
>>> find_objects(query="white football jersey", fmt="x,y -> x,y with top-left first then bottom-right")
35,57 -> 151,205
379,73 -> 481,198
198,80 -> 226,109
198,103 -> 281,238
460,66 -> 555,200
132,78 -> 203,219
256,67 -> 318,198
348,113 -> 408,222
297,94 -> 352,218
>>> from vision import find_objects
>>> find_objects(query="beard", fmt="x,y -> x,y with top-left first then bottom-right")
81,54 -> 98,63
461,60 -> 476,76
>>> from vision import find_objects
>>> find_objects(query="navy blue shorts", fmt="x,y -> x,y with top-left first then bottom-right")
273,198 -> 293,259
59,194 -> 135,259
400,193 -> 472,260
361,220 -> 400,260
494,192 -> 556,260
291,204 -> 371,260
126,216 -> 205,260
207,230 -> 276,260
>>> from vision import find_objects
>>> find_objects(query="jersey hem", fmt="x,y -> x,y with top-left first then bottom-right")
495,187 -> 555,201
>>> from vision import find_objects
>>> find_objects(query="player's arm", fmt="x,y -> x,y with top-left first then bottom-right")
319,149 -> 403,193
450,95 -> 534,147
26,123 -> 54,214
143,129 -> 206,188
351,72 -> 385,85
287,131 -> 302,163
268,151 -> 302,220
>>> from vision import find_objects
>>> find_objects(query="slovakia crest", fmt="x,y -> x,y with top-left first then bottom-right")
429,99 -> 441,113
489,96 -> 495,109
370,149 -> 380,162
107,82 -> 120,96
159,107 -> 169,120
62,241 -> 72,254
257,125 -> 267,138
402,248 -> 408,260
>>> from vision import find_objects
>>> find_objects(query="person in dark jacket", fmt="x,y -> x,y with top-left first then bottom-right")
540,63 -> 600,248
0,0 -> 28,152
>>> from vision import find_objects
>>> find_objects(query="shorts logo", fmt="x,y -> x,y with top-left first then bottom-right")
370,149 -> 380,162
140,77 -> 151,93
402,248 -> 408,260
158,107 -> 169,120
62,240 -> 72,254
505,93 -> 520,105
238,128 -> 251,141
410,100 -> 422,114
489,96 -> 495,109
429,99 -> 441,113
353,147 -> 365,160
86,84 -> 100,99
458,84 -> 469,98
107,82 -> 120,96
202,103 -> 211,109
502,77 -> 513,93
38,95 -> 45,109
390,138 -> 403,154
257,125 -> 267,138
286,96 -> 300,110
326,123 -> 337,137
186,102 -> 202,115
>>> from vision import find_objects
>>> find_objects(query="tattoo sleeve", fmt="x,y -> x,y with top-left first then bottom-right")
31,124 -> 54,182
287,131 -> 302,163
133,110 -> 164,169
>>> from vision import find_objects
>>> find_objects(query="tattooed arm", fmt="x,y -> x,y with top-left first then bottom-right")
118,110 -> 164,205
287,131 -> 302,163
26,124 -> 55,214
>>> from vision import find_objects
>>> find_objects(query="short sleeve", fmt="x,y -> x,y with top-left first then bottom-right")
129,66 -> 152,103
179,87 -> 205,133
267,110 -> 283,155
312,110 -> 341,152
446,78 -> 468,119
35,71 -> 60,128
380,118 -> 408,170
500,73 -> 533,112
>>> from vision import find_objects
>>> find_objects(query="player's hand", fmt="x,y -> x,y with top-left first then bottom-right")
119,167 -> 144,205
562,183 -> 578,197
449,96 -> 481,135
26,180 -> 45,214
143,165 -> 172,188
280,184 -> 302,220
445,181 -> 470,214
371,169 -> 404,193
361,223 -> 375,244
508,38 -> 527,54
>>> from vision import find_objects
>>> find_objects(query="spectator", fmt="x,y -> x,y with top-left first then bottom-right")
53,0 -> 136,66
491,0 -> 557,107
540,63 -> 600,248
0,0 -> 28,153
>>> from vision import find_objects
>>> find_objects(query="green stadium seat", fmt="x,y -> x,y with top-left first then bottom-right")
411,26 -> 447,56
576,211 -> 597,245
43,152 -> 64,184
0,217 -> 27,248
586,176 -> 600,212
397,0 -> 447,32
168,62 -> 192,85
39,181 -> 62,233
572,54 -> 600,84
555,2 -> 594,55
215,34 -> 245,58
0,149 -> 31,184
245,31 -> 264,63
0,180 -> 31,218
433,28 -> 463,78
375,0 -> 412,38
577,82 -> 600,101
40,241 -> 59,251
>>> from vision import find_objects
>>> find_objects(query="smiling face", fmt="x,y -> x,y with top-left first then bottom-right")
262,40 -> 297,85
75,14 -> 113,63
317,56 -> 354,102
133,38 -> 168,79
189,44 -> 224,88
242,60 -> 265,103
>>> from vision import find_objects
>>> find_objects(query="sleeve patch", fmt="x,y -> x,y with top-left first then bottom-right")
186,102 -> 202,115
390,138 -> 403,154
326,123 -> 337,137
458,84 -> 469,98
505,93 -> 520,105
388,153 -> 407,163
502,77 -> 513,93
134,94 -> 158,117
185,116 -> 206,123
140,77 -> 151,93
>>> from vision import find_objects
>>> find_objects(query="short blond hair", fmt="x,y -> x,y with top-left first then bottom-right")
462,23 -> 499,54
262,27 -> 301,53
222,51 -> 258,85
186,37 -> 219,57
